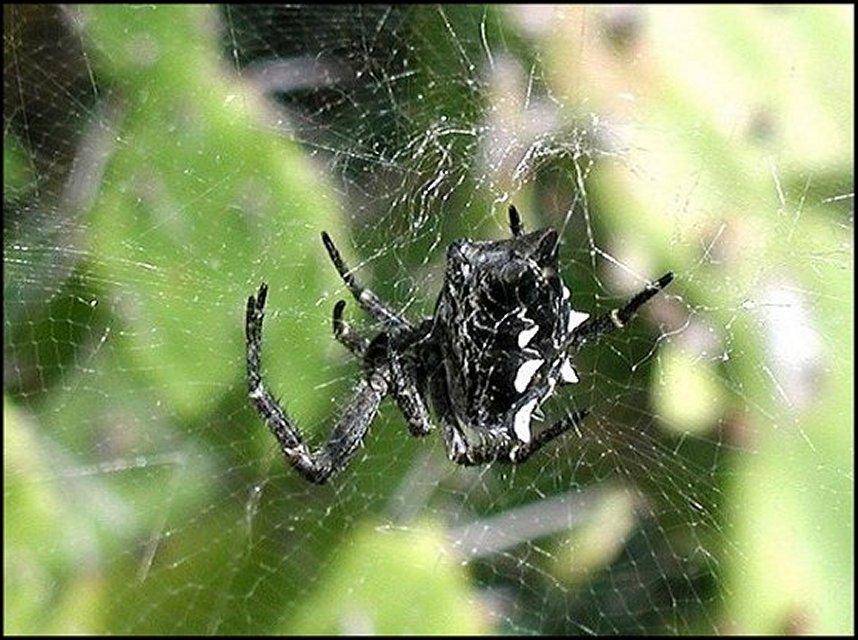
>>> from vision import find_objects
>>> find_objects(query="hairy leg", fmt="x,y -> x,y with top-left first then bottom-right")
246,283 -> 388,484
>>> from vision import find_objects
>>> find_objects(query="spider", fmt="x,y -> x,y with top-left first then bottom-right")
246,205 -> 673,484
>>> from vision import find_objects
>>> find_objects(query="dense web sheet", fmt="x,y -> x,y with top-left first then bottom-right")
4,5 -> 853,635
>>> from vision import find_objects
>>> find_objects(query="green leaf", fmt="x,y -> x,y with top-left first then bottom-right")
287,521 -> 487,635
82,5 -> 342,422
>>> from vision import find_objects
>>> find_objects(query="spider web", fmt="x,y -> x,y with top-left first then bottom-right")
4,5 -> 853,635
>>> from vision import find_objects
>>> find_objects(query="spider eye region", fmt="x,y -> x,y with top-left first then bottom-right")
435,230 -> 581,444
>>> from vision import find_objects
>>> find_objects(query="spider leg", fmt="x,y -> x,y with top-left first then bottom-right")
321,232 -> 413,331
507,410 -> 590,463
440,418 -> 494,466
569,272 -> 674,349
388,354 -> 434,437
508,204 -> 524,237
443,427 -> 510,466
332,298 -> 432,436
332,300 -> 370,357
439,408 -> 591,466
246,283 -> 389,484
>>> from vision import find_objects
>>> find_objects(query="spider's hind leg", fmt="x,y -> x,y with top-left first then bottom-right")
508,410 -> 590,463
569,272 -> 674,348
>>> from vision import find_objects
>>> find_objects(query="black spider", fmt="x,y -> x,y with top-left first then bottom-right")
246,205 -> 673,484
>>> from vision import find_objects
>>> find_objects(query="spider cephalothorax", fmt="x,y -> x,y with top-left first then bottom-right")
246,205 -> 673,484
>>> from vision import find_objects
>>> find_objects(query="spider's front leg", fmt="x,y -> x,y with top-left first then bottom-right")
246,284 -> 389,484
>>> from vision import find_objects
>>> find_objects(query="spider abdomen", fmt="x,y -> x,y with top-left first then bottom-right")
433,229 -> 584,446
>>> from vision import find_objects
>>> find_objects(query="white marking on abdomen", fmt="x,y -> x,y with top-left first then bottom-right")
514,359 -> 544,392
513,398 -> 538,443
559,358 -> 579,384
517,325 -> 539,348
568,309 -> 590,332
546,375 -> 557,397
